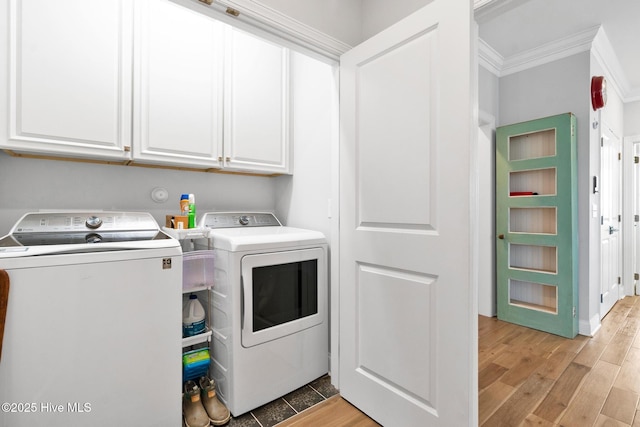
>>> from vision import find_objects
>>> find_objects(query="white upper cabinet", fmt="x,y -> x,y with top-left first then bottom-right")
224,26 -> 291,174
1,0 -> 292,174
1,0 -> 133,160
133,0 -> 224,168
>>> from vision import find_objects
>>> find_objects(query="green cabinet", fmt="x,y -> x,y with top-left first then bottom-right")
496,113 -> 578,338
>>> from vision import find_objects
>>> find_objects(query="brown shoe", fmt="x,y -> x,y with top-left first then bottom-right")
183,380 -> 210,427
199,376 -> 231,426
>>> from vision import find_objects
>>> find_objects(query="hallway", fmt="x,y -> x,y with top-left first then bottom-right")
479,295 -> 640,426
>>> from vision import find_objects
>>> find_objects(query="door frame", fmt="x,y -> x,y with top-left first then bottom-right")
626,135 -> 640,296
478,110 -> 496,317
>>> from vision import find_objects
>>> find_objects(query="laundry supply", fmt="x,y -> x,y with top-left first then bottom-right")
182,348 -> 210,381
180,194 -> 190,216
183,294 -> 206,337
188,193 -> 196,228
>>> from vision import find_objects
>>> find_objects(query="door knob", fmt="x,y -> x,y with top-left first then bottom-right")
498,234 -> 505,240
609,226 -> 619,235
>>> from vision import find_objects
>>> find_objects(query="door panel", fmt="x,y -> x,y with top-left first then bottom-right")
339,1 -> 475,425
496,113 -> 578,338
600,126 -> 622,317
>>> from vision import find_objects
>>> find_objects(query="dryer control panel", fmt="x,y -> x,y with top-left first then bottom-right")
200,212 -> 281,229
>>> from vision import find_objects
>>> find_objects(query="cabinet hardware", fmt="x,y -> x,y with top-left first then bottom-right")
635,215 -> 639,222
198,0 -> 213,4
226,7 -> 240,17
634,273 -> 639,280
124,146 -> 131,152
635,156 -> 639,164
497,234 -> 504,240
226,156 -> 231,162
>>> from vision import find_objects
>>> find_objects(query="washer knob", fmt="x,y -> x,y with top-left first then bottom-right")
239,215 -> 250,226
86,233 -> 103,243
86,216 -> 103,229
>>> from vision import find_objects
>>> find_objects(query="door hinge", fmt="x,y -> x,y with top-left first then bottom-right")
573,306 -> 577,318
635,214 -> 640,222
618,276 -> 621,285
601,216 -> 604,225
635,156 -> 640,164
600,294 -> 603,303
619,214 -> 622,222
618,152 -> 622,161
601,137 -> 604,147
634,273 -> 639,280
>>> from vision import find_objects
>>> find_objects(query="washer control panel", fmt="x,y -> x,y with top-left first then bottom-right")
8,212 -> 162,245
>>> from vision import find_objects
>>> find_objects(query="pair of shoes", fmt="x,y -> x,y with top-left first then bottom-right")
183,380 -> 209,427
182,376 -> 231,427
199,376 -> 231,426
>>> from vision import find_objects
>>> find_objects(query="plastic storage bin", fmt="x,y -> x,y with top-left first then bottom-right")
182,250 -> 214,292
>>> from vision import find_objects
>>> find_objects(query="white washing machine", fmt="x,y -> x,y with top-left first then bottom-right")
195,212 -> 328,416
0,212 -> 182,427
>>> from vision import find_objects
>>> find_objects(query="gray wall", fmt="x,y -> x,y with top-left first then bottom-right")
625,101 -> 640,136
479,66 -> 499,121
498,52 -> 595,334
0,153 -> 277,235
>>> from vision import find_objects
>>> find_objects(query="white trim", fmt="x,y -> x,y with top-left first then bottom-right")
169,0 -> 351,61
500,26 -> 598,77
622,135 -> 636,297
478,38 -> 503,77
579,314 -> 601,337
480,24 -> 639,102
591,27 -> 628,102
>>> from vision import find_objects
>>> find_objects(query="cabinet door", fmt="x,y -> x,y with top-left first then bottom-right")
224,27 -> 290,175
496,113 -> 578,338
133,0 -> 223,168
2,0 -> 133,160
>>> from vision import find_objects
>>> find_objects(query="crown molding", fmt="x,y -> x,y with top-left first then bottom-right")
170,0 -> 351,62
478,38 -> 503,76
500,26 -> 599,76
591,27 -> 631,102
479,24 -> 639,102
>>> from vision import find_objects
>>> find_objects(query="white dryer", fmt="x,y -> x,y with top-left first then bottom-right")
195,212 -> 328,416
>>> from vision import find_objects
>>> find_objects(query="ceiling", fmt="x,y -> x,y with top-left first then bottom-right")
475,0 -> 640,101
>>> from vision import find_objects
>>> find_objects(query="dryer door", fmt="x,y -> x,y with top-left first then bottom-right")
241,247 -> 326,348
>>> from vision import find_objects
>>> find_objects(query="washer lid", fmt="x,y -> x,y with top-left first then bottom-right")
0,211 -> 179,257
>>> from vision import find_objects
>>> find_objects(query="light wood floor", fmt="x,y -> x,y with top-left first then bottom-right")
480,295 -> 640,426
278,295 -> 640,426
277,395 -> 379,427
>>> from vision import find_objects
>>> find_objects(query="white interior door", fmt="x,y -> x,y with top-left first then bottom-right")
339,1 -> 476,425
634,141 -> 640,296
600,125 -> 622,317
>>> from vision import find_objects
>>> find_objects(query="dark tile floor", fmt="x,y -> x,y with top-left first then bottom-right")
227,375 -> 338,427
